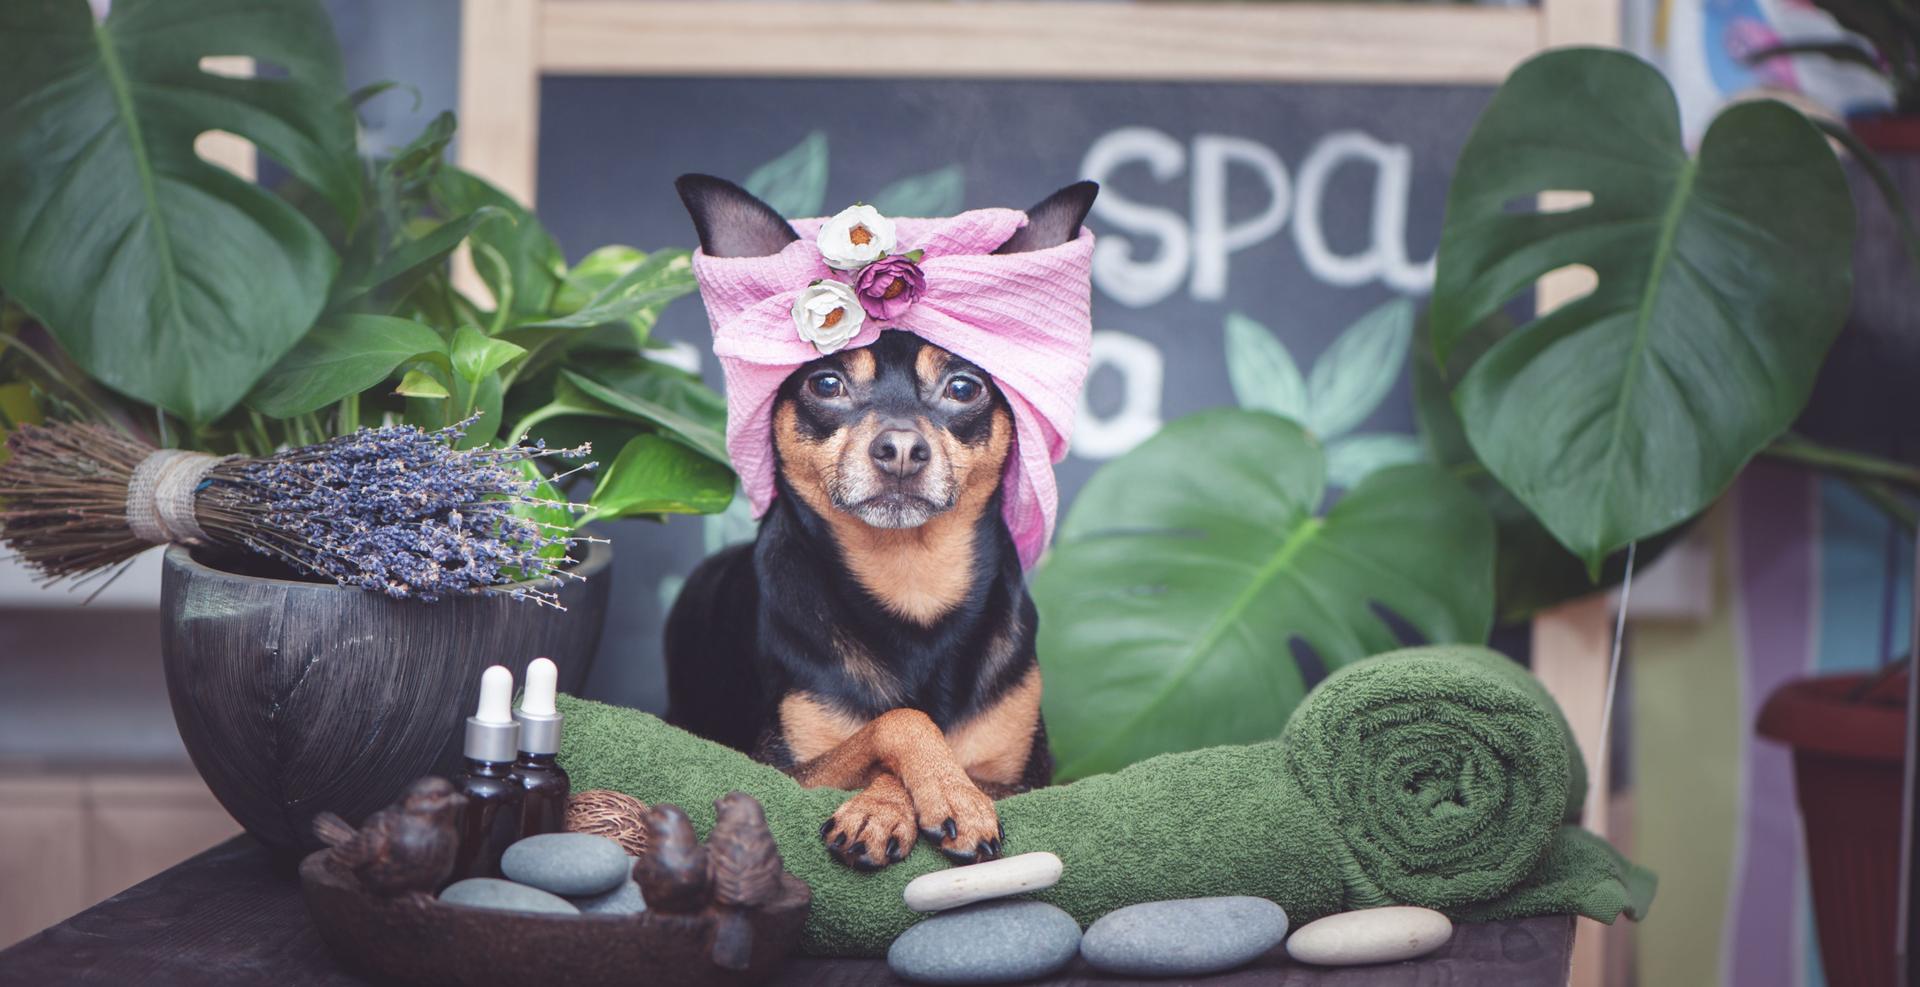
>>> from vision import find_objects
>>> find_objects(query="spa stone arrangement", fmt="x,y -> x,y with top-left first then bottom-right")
886,852 -> 1453,982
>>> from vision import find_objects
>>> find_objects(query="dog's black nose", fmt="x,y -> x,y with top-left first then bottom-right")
870,429 -> 931,477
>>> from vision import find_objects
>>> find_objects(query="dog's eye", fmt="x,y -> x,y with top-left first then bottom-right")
944,376 -> 982,403
809,373 -> 845,399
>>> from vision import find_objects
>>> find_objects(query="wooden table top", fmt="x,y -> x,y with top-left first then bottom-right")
0,836 -> 1574,986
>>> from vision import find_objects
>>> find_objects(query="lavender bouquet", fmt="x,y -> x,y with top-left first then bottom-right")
0,418 -> 593,606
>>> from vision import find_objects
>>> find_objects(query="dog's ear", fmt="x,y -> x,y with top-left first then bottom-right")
994,181 -> 1098,255
675,174 -> 800,258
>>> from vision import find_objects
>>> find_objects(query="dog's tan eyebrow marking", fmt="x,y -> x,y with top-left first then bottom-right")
914,343 -> 950,391
841,348 -> 876,386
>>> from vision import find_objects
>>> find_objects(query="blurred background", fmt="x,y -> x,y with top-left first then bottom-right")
1,2 -> 1913,986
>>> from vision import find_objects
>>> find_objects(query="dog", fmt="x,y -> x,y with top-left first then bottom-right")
665,174 -> 1097,870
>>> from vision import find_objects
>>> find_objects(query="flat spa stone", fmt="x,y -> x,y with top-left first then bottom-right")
903,851 -> 1064,912
1080,896 -> 1288,977
887,899 -> 1081,985
499,832 -> 631,896
1285,906 -> 1453,966
438,878 -> 580,915
568,878 -> 647,915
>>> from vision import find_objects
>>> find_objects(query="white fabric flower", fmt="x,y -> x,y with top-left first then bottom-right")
791,279 -> 865,354
817,204 -> 897,271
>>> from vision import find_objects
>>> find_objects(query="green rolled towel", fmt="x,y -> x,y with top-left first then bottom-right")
557,644 -> 1654,956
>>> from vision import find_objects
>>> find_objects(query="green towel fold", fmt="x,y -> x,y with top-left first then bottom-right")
557,644 -> 1654,957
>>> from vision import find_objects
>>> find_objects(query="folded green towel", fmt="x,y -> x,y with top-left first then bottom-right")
557,644 -> 1654,956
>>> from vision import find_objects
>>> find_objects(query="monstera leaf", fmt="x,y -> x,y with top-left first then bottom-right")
0,0 -> 359,424
745,131 -> 828,219
1033,410 -> 1494,781
1430,47 -> 1853,574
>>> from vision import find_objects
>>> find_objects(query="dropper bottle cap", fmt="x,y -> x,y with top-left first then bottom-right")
464,665 -> 521,763
514,657 -> 564,755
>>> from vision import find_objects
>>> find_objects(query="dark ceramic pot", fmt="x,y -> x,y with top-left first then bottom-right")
160,540 -> 612,851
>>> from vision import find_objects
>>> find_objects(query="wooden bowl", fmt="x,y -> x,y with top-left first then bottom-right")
299,851 -> 812,987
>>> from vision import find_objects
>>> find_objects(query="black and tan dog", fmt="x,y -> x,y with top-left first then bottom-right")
666,175 -> 1096,870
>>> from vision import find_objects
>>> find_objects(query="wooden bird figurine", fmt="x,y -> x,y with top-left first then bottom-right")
633,803 -> 711,913
311,776 -> 466,897
707,791 -> 784,970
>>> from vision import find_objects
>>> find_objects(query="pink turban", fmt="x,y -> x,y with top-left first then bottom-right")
690,209 -> 1095,569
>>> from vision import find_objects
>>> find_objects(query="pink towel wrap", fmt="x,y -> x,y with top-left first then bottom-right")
691,209 -> 1095,569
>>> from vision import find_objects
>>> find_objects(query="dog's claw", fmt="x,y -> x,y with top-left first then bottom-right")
819,818 -> 834,838
885,837 -> 900,859
942,818 -> 958,840
831,832 -> 847,849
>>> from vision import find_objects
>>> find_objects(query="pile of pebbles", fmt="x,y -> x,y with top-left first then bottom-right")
439,832 -> 647,917
885,852 -> 1455,984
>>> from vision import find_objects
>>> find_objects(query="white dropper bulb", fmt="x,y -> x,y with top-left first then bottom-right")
522,658 -> 558,717
474,665 -> 514,725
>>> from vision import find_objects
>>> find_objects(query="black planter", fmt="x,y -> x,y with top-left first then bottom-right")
160,540 -> 613,851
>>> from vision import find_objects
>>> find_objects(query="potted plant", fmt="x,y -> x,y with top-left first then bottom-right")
1756,662 -> 1907,986
1032,40 -> 1920,982
0,0 -> 732,849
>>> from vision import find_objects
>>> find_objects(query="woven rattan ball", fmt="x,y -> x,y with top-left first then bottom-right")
565,789 -> 650,858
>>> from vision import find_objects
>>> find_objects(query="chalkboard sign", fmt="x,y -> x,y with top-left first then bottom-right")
532,76 -> 1497,709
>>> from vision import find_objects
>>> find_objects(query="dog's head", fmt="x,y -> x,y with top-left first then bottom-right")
676,175 -> 1096,533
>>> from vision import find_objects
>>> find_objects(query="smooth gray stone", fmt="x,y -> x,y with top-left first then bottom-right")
888,900 -> 1081,985
569,879 -> 647,915
500,832 -> 631,896
438,878 -> 579,915
1080,896 -> 1288,977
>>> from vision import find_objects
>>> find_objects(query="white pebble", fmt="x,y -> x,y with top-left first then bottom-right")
903,851 -> 1064,913
1285,906 -> 1452,966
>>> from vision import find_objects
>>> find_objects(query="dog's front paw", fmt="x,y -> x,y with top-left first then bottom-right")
820,783 -> 918,871
908,773 -> 1003,864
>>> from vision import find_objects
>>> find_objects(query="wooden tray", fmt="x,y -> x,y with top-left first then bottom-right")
299,851 -> 811,987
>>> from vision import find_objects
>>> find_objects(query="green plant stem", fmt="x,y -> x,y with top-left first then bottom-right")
1765,434 -> 1920,490
1846,477 -> 1918,531
0,333 -> 119,427
340,393 -> 360,434
1816,119 -> 1920,282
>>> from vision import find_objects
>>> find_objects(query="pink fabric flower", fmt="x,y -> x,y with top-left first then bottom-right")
854,255 -> 926,322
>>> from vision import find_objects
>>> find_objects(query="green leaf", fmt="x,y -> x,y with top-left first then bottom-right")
558,366 -> 730,466
1412,307 -> 1683,624
1324,432 -> 1424,489
432,166 -> 566,317
0,0 -> 359,423
338,206 -> 504,306
1223,312 -> 1307,423
516,250 -> 695,332
396,368 -> 449,399
450,325 -> 526,383
588,434 -> 736,519
1033,410 -> 1494,781
744,131 -> 828,218
500,462 -> 577,579
1430,48 -> 1853,573
872,164 -> 965,216
249,315 -> 445,417
1305,298 -> 1412,439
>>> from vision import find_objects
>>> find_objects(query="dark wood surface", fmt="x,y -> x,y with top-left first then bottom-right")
0,836 -> 1574,986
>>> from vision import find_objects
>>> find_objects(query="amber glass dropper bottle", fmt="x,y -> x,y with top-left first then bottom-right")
512,657 -> 571,838
450,664 -> 524,879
